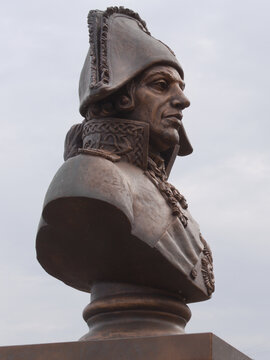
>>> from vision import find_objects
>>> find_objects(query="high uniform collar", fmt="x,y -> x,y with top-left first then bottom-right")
81,117 -> 177,177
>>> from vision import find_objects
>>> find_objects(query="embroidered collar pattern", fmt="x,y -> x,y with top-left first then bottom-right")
81,117 -> 188,227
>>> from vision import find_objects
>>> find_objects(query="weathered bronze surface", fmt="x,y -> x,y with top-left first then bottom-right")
80,282 -> 191,340
0,334 -> 252,360
36,6 -> 215,340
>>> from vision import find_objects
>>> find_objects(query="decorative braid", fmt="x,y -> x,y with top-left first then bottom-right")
145,157 -> 188,227
99,14 -> 110,85
87,10 -> 98,88
200,234 -> 215,295
104,6 -> 150,35
81,119 -> 147,169
87,7 -> 151,89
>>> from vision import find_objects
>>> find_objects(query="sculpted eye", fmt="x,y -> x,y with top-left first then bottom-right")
151,79 -> 169,91
179,83 -> 185,91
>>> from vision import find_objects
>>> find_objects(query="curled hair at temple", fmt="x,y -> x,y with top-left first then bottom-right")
85,79 -> 136,120
64,79 -> 137,161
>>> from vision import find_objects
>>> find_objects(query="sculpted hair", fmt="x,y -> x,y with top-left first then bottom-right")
64,79 -> 137,161
85,80 -> 137,120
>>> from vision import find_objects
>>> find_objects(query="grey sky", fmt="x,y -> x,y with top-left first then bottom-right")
0,0 -> 269,359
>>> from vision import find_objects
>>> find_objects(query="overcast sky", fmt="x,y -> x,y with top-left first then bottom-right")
0,1 -> 269,359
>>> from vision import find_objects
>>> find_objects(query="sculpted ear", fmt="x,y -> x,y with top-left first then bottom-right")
115,95 -> 134,111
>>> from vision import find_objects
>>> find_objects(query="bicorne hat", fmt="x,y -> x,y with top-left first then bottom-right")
79,7 -> 193,156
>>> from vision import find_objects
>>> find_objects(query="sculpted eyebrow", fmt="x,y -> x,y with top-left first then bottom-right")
145,71 -> 173,80
144,71 -> 185,88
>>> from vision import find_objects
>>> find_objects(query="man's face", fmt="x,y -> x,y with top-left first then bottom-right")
125,65 -> 190,153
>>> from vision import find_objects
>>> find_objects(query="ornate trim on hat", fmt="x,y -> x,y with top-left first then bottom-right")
87,11 -> 99,89
87,7 -> 150,90
104,7 -> 150,34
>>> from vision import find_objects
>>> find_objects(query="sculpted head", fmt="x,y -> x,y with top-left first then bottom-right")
85,65 -> 190,154
122,65 -> 190,153
65,7 -> 193,161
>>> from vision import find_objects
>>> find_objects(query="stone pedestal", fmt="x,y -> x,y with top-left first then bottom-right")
0,333 -> 251,360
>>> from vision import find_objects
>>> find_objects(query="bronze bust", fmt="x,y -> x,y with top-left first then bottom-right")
36,7 -> 214,340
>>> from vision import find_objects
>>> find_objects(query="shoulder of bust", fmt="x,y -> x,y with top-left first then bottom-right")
43,154 -> 134,223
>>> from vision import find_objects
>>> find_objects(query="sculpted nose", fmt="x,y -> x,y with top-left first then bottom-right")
171,92 -> 190,110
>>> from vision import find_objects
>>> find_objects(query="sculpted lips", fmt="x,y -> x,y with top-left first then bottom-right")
163,113 -> 183,129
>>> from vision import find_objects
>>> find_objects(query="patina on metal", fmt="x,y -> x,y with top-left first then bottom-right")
0,334 -> 252,360
36,6 -> 215,341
